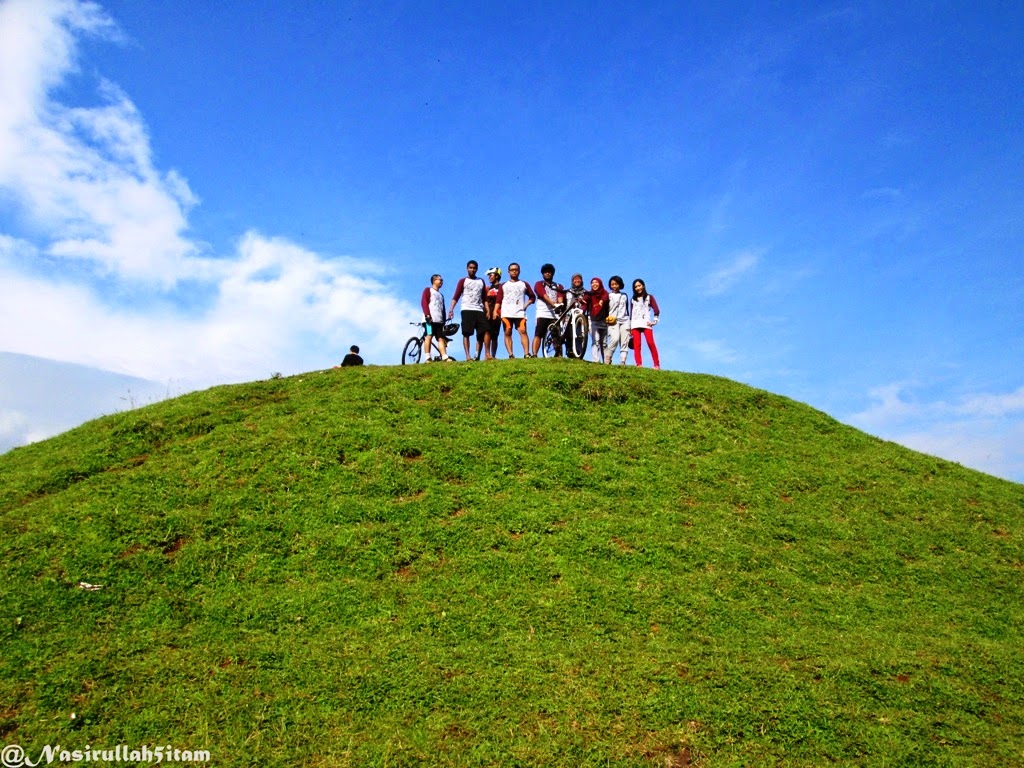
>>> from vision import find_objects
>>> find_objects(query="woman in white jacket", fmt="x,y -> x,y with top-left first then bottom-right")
629,278 -> 661,369
604,275 -> 631,364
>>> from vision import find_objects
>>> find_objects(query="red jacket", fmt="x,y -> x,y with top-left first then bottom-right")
584,278 -> 609,321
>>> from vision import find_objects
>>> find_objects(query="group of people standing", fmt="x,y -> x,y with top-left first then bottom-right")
420,261 -> 661,368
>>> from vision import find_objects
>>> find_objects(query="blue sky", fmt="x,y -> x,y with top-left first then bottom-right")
1,0 -> 1022,482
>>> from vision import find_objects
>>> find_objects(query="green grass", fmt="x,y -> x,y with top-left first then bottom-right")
1,360 -> 1022,766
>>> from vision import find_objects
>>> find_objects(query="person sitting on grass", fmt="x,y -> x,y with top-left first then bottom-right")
339,345 -> 363,367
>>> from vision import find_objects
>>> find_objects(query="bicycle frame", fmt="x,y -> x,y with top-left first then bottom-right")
541,303 -> 589,359
401,322 -> 447,364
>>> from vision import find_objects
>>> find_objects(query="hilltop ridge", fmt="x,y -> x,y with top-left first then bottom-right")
1,361 -> 1021,766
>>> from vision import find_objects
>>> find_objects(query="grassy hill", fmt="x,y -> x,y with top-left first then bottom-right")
1,361 -> 1022,767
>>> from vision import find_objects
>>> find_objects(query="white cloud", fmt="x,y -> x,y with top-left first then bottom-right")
896,423 -> 1024,485
954,387 -> 1024,418
847,382 -> 922,432
0,0 -> 418,390
847,382 -> 1024,483
0,351 -> 173,453
0,1 -> 118,131
0,408 -> 32,449
0,232 -> 414,385
0,0 -> 201,284
702,249 -> 763,296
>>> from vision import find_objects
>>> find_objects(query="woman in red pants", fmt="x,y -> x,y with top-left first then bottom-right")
628,278 -> 661,369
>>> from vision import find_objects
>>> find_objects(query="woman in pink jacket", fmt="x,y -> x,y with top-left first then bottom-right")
629,278 -> 660,369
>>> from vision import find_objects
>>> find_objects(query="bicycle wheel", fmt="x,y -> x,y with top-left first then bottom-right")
541,324 -> 559,358
570,314 -> 589,359
402,337 -> 423,364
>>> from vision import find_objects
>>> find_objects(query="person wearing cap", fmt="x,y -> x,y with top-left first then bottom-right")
532,263 -> 565,357
483,266 -> 502,360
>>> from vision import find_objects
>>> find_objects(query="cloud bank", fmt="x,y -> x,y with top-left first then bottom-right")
0,0 -> 414,388
848,383 -> 1024,482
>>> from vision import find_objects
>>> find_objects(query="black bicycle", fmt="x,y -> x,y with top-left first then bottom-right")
401,321 -> 459,364
540,302 -> 589,359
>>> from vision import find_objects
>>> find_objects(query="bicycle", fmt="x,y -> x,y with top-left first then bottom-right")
401,321 -> 459,364
541,301 -> 589,359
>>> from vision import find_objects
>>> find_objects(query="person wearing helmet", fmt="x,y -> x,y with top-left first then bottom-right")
532,262 -> 565,357
483,266 -> 502,360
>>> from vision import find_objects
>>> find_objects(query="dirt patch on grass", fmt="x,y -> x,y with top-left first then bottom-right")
162,536 -> 189,557
118,543 -> 144,559
0,707 -> 20,738
643,745 -> 695,767
439,508 -> 467,525
612,536 -> 635,553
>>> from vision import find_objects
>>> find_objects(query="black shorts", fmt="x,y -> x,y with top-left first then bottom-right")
534,316 -> 556,339
461,310 -> 487,341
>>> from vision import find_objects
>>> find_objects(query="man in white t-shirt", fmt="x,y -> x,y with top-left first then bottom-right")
447,260 -> 488,361
419,274 -> 452,362
496,262 -> 536,358
531,262 -> 565,357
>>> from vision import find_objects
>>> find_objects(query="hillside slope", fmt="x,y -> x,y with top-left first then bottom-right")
1,361 -> 1022,766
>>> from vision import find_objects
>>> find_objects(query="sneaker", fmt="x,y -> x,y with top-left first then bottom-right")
654,365 -> 661,370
